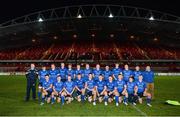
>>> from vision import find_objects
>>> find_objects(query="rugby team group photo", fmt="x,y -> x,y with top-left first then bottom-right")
25,63 -> 154,107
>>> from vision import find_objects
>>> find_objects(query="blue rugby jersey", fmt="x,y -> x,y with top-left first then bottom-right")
38,69 -> 48,83
123,69 -> 133,82
126,81 -> 136,94
136,81 -> 147,93
112,68 -> 122,80
115,79 -> 126,92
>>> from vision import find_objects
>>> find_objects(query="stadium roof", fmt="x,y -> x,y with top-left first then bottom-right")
0,4 -> 180,48
0,0 -> 180,23
1,4 -> 180,28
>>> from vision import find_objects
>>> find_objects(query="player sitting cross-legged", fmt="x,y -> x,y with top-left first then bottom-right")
51,75 -> 66,105
127,76 -> 138,105
114,74 -> 128,106
64,75 -> 75,104
136,75 -> 152,107
94,74 -> 107,106
85,73 -> 96,105
40,74 -> 53,105
75,73 -> 86,102
105,76 -> 116,106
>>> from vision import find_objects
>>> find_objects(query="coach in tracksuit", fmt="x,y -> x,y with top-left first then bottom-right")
25,63 -> 38,101
143,66 -> 155,99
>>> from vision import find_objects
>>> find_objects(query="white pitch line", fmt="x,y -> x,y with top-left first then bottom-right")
130,104 -> 148,117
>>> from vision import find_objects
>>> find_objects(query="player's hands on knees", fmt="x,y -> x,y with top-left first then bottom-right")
143,92 -> 147,96
97,93 -> 100,97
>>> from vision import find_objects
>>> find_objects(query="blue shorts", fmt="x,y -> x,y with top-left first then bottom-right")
55,90 -> 63,96
86,90 -> 93,96
137,92 -> 144,98
118,91 -> 124,96
119,91 -> 124,96
46,90 -> 52,97
107,91 -> 114,98
76,90 -> 82,96
65,94 -> 72,98
97,90 -> 104,97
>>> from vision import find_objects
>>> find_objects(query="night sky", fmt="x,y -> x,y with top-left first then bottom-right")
0,0 -> 179,23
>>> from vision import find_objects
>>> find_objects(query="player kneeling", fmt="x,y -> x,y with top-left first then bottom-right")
94,74 -> 107,106
75,73 -> 85,102
136,75 -> 152,107
85,73 -> 96,104
64,75 -> 75,104
105,76 -> 116,106
114,74 -> 128,106
51,75 -> 65,105
41,74 -> 53,105
126,76 -> 138,106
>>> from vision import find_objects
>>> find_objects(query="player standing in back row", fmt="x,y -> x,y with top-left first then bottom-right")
93,64 -> 102,82
38,65 -> 48,102
143,66 -> 155,99
112,63 -> 122,80
83,63 -> 92,82
123,64 -> 133,83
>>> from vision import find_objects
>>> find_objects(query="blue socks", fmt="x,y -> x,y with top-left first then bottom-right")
51,97 -> 55,103
104,96 -> 108,102
146,97 -> 151,104
124,96 -> 127,102
81,95 -> 85,102
61,96 -> 65,105
42,96 -> 45,103
115,96 -> 119,103
38,92 -> 41,101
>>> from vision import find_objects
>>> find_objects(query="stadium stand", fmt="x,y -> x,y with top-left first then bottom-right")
0,40 -> 179,61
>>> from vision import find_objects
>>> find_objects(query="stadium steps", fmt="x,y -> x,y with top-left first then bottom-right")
54,52 -> 60,60
64,42 -> 75,60
92,40 -> 96,60
41,44 -> 54,60
160,47 -> 177,59
48,54 -> 53,60
60,52 -> 65,59
134,43 -> 150,59
15,47 -> 31,60
113,42 -> 122,60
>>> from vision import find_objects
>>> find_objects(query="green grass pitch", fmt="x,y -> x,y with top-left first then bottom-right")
0,75 -> 180,116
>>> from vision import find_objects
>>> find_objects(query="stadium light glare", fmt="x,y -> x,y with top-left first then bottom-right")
108,13 -> 114,18
154,37 -> 158,41
32,39 -> 36,42
149,16 -> 155,21
91,34 -> 95,37
110,34 -> 114,38
38,18 -> 43,22
53,36 -> 58,40
77,14 -> 82,18
130,35 -> 135,39
73,34 -> 77,38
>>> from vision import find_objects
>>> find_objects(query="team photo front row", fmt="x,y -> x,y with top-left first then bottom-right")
25,63 -> 154,107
